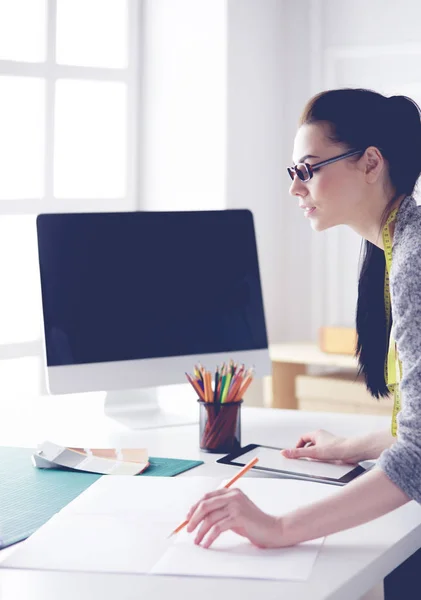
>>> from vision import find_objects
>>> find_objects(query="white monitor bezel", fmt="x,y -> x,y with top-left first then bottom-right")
45,348 -> 271,394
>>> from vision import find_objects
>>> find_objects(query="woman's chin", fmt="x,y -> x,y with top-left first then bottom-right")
309,218 -> 326,232
310,216 -> 335,232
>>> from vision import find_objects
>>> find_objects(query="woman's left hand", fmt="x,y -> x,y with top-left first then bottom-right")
185,487 -> 287,549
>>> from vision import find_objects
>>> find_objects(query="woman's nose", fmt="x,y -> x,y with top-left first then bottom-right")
288,175 -> 307,197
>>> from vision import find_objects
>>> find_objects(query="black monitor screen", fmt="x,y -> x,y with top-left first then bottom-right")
36,210 -> 268,366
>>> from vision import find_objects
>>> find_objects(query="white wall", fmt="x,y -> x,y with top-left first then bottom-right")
139,0 -> 226,212
226,0 -> 313,344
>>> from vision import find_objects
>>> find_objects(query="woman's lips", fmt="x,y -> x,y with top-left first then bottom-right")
301,206 -> 316,217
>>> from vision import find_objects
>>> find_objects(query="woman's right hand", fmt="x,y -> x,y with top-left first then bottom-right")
280,429 -> 362,465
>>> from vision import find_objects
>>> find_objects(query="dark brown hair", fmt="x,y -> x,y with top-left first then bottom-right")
300,88 -> 421,397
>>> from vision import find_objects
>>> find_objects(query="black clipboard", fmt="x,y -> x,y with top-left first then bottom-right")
216,443 -> 372,486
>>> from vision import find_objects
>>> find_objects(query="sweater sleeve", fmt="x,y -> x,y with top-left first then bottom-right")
377,244 -> 421,502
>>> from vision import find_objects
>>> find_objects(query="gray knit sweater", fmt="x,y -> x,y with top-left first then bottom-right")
377,195 -> 421,502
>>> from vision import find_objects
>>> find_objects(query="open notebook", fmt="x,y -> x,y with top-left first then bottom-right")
1,475 -> 340,581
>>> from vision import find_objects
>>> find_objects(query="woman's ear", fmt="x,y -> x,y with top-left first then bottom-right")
363,146 -> 384,183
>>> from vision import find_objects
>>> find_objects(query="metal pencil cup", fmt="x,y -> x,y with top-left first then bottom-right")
198,399 -> 243,453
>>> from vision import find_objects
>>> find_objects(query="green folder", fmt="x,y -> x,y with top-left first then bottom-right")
0,446 -> 203,549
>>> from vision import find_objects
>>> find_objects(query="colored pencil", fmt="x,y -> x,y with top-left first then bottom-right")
185,361 -> 254,403
237,369 -> 254,399
205,371 -> 212,403
226,374 -> 242,403
185,372 -> 206,402
213,367 -> 220,402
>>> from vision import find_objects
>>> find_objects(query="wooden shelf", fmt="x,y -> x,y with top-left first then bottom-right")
270,342 -> 357,369
269,343 -> 389,416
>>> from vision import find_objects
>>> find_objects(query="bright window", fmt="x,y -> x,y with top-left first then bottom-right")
0,0 -> 140,394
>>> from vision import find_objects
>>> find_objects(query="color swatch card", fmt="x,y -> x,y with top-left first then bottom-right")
32,441 -> 149,476
1,476 -> 341,581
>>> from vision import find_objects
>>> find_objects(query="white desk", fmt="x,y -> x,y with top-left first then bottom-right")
1,394 -> 421,600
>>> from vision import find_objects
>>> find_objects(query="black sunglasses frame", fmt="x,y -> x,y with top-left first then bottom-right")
287,149 -> 364,182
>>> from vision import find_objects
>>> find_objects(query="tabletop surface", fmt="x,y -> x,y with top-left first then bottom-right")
0,391 -> 420,600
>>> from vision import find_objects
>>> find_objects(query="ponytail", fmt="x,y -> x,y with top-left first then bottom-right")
356,241 -> 389,397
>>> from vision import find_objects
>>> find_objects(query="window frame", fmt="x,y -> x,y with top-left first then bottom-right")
0,0 -> 142,389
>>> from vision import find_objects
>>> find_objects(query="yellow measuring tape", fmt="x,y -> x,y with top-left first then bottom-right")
382,207 -> 402,437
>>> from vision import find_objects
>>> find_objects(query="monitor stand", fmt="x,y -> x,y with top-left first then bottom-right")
104,387 -> 198,430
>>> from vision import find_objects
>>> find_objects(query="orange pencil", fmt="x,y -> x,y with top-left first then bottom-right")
226,374 -> 242,403
208,371 -> 213,402
185,372 -> 206,402
237,375 -> 253,400
168,456 -> 259,538
203,370 -> 210,402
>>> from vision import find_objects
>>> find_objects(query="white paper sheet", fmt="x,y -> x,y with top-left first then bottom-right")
1,513 -> 168,574
153,529 -> 323,581
1,476 -> 340,581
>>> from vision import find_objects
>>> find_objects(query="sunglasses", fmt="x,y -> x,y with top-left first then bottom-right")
287,149 -> 363,182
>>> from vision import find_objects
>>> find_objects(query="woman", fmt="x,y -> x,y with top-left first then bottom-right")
184,89 -> 421,562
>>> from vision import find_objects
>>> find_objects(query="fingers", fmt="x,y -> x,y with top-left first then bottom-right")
185,488 -> 230,521
186,489 -> 233,533
296,433 -> 317,448
281,445 -> 318,459
193,507 -> 230,546
280,431 -> 319,458
201,516 -> 234,549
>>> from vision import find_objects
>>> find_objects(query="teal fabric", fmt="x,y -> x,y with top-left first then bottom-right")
0,447 -> 203,548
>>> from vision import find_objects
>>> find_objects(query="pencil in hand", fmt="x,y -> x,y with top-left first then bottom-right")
167,456 -> 259,538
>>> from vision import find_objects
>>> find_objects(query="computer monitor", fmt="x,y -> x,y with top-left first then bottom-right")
36,210 -> 271,428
